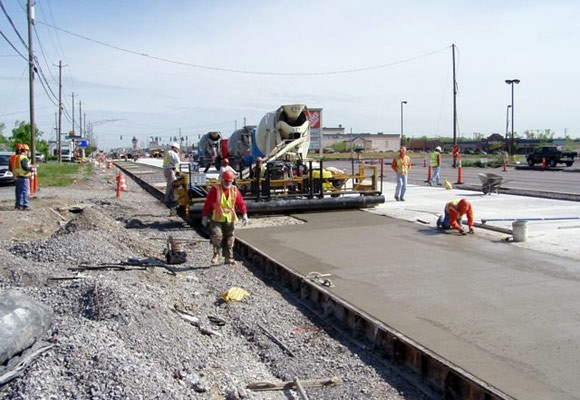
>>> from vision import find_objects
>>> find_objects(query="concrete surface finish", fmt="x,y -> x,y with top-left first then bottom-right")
237,183 -> 580,400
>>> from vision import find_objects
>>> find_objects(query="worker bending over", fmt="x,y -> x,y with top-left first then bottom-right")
437,198 -> 474,235
201,170 -> 248,265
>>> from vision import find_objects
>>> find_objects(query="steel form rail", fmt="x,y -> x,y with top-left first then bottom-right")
115,161 -> 514,399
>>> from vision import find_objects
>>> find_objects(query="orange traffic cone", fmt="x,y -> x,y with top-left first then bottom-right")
116,172 -> 128,198
30,173 -> 36,198
456,157 -> 464,184
503,160 -> 507,172
423,157 -> 427,167
427,165 -> 432,183
542,157 -> 547,169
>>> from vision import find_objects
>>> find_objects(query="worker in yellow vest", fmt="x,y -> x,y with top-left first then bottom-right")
201,170 -> 248,265
13,144 -> 35,211
9,144 -> 23,209
391,146 -> 412,201
429,146 -> 442,186
163,143 -> 180,206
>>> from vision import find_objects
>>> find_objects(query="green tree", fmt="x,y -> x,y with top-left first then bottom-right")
10,121 -> 48,154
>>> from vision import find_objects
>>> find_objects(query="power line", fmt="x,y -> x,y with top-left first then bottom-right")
37,20 -> 450,76
0,28 -> 27,60
0,0 -> 28,50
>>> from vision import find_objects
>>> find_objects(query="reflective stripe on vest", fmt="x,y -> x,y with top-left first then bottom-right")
395,156 -> 410,174
430,152 -> 440,167
211,185 -> 238,223
13,154 -> 31,177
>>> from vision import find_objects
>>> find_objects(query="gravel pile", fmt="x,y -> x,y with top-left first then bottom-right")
0,165 -> 428,399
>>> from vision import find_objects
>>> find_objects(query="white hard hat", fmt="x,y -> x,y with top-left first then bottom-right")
435,146 -> 442,152
171,143 -> 180,149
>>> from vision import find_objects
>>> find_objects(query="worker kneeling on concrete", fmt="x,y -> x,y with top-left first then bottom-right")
201,170 -> 248,265
437,198 -> 474,235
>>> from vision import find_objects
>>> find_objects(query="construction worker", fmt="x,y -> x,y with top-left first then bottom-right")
13,144 -> 35,211
437,198 -> 474,235
253,157 -> 266,179
163,143 -> 180,206
201,170 -> 248,265
218,158 -> 237,180
9,144 -> 23,209
429,146 -> 442,186
391,146 -> 411,201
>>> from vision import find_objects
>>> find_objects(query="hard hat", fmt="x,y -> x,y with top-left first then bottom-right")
222,170 -> 235,181
21,144 -> 30,151
223,158 -> 229,164
171,143 -> 180,149
256,157 -> 263,163
457,199 -> 469,214
15,143 -> 23,151
435,146 -> 442,152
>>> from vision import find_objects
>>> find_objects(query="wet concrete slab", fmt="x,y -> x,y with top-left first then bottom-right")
237,210 -> 580,400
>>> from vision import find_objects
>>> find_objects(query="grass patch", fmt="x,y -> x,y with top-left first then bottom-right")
36,162 -> 89,187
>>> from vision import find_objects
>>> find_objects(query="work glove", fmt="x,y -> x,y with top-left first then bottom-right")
241,214 -> 249,226
201,216 -> 209,227
459,228 -> 467,236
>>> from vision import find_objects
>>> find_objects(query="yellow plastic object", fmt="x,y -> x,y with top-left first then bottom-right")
444,179 -> 453,190
221,287 -> 249,302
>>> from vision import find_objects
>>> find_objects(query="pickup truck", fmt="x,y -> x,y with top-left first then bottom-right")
526,146 -> 578,168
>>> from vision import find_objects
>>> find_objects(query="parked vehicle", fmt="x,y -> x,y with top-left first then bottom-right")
526,146 -> 577,168
35,152 -> 46,163
0,151 -> 16,185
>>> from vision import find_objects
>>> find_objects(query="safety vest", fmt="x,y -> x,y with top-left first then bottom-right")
394,156 -> 411,174
430,152 -> 440,167
211,185 -> 239,223
9,153 -> 19,172
445,199 -> 461,214
162,150 -> 176,169
13,154 -> 31,178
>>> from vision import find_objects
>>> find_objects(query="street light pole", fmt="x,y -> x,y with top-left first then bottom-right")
400,101 -> 407,147
505,104 -> 511,152
505,79 -> 520,154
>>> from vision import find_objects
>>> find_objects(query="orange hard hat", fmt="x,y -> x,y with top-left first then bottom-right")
222,170 -> 235,181
15,143 -> 23,151
457,199 -> 469,214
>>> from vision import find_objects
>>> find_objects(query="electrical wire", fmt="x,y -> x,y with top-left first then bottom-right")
0,28 -> 27,61
37,20 -> 450,76
0,0 -> 28,50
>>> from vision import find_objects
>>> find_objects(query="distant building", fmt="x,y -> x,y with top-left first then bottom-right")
322,128 -> 400,152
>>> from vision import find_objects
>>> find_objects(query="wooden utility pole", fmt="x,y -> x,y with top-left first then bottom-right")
57,60 -> 65,162
27,0 -> 36,163
71,92 -> 75,135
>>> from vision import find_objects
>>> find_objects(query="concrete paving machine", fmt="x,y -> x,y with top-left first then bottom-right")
175,104 -> 385,219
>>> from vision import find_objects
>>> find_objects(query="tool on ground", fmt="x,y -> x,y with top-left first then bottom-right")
165,235 -> 187,264
247,376 -> 342,391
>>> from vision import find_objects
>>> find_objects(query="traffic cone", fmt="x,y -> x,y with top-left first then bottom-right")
30,173 -> 36,198
427,165 -> 432,183
542,157 -> 547,169
456,158 -> 464,184
116,172 -> 128,198
423,157 -> 426,167
503,160 -> 507,172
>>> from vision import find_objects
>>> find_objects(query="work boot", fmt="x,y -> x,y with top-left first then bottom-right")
225,257 -> 236,265
211,250 -> 220,265
394,196 -> 400,201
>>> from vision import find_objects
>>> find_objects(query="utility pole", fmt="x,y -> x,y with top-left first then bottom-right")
452,43 -> 458,167
71,92 -> 75,136
27,0 -> 36,163
56,60 -> 65,162
79,101 -> 82,137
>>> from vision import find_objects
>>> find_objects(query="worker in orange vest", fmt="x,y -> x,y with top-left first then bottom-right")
8,144 -> 23,209
391,146 -> 412,201
201,170 -> 248,265
436,198 -> 474,235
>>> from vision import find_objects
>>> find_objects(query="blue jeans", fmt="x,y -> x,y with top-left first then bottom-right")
430,166 -> 441,185
437,210 -> 461,230
395,173 -> 407,199
16,177 -> 30,209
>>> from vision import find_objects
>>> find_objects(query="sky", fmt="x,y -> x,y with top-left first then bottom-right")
1,0 -> 579,151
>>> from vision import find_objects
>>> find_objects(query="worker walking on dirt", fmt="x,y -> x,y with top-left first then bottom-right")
13,144 -> 35,211
437,198 -> 474,235
391,146 -> 412,201
9,144 -> 23,209
201,170 -> 249,265
429,146 -> 442,186
163,143 -> 180,206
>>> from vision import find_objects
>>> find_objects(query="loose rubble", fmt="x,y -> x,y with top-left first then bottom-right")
0,165 -> 428,399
